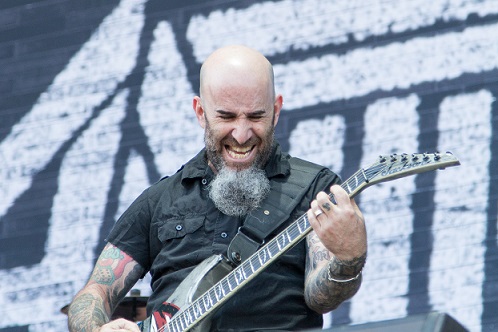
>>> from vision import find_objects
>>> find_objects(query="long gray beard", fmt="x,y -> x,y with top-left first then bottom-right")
208,166 -> 271,217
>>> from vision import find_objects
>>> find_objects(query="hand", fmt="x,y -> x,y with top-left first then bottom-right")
98,318 -> 141,332
307,184 -> 367,262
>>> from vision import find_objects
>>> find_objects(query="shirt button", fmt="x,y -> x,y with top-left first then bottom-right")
175,225 -> 183,231
201,178 -> 208,185
220,232 -> 228,238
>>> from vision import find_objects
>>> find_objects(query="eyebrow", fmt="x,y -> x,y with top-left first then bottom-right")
215,109 -> 268,116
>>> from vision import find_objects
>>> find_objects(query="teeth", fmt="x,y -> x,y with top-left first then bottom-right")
231,146 -> 251,153
227,146 -> 252,159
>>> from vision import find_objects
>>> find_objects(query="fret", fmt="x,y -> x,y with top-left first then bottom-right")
218,280 -> 226,297
258,247 -> 268,265
276,233 -> 288,250
249,256 -> 256,272
185,307 -> 194,326
192,301 -> 203,318
202,293 -> 211,311
345,172 -> 359,192
267,246 -> 274,259
226,274 -> 235,291
191,304 -> 201,321
221,278 -> 230,294
276,235 -> 283,251
214,284 -> 223,301
302,215 -> 309,228
297,216 -> 305,233
178,315 -> 187,331
242,262 -> 252,277
230,273 -> 239,290
346,181 -> 352,194
361,168 -> 368,183
170,316 -> 181,332
234,267 -> 245,284
208,289 -> 217,306
285,228 -> 292,243
198,298 -> 206,315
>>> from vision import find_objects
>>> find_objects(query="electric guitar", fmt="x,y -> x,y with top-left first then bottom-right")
139,152 -> 460,332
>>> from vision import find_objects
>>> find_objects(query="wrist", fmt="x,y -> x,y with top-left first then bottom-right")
327,263 -> 362,283
326,253 -> 366,283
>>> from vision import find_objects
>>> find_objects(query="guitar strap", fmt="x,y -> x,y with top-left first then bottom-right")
227,157 -> 327,265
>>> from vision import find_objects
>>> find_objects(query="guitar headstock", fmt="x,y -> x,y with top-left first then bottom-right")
365,151 -> 460,186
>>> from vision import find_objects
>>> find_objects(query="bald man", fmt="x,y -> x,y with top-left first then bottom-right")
68,45 -> 367,332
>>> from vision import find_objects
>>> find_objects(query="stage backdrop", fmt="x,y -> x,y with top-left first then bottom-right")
0,1 -> 497,331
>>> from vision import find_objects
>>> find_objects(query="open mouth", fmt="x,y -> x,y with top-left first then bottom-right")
226,145 -> 254,160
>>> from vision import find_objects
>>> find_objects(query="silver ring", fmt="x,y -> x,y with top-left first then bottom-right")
314,209 -> 324,218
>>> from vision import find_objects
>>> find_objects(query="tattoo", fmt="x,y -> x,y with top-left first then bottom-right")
306,233 -> 331,270
68,244 -> 146,331
305,233 -> 366,313
330,254 -> 367,276
109,263 -> 145,311
90,245 -> 128,286
321,202 -> 332,211
68,293 -> 108,332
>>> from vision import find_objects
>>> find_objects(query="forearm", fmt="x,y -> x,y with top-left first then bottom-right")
68,286 -> 111,332
305,253 -> 366,313
67,243 -> 145,331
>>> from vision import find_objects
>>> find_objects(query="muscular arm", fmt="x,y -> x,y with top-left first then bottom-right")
304,232 -> 365,313
304,185 -> 367,314
68,243 -> 145,332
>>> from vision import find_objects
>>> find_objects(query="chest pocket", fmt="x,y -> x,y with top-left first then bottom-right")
157,216 -> 205,242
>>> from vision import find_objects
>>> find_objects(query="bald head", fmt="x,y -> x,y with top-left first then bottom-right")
192,44 -> 283,174
199,45 -> 275,100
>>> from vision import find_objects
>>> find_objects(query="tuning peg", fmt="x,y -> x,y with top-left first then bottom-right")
412,153 -> 419,161
423,153 -> 430,161
379,155 -> 387,163
434,152 -> 441,161
390,154 -> 398,162
401,153 -> 408,161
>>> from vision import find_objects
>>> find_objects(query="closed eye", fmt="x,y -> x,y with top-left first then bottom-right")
215,110 -> 269,120
216,110 -> 236,119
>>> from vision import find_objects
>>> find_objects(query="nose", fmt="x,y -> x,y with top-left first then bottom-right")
231,118 -> 253,145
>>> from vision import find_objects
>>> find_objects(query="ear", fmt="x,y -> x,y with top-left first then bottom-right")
193,96 -> 206,129
272,94 -> 283,127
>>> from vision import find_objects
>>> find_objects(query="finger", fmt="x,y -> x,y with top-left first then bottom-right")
102,318 -> 141,332
329,185 -> 350,205
310,200 -> 324,217
316,192 -> 335,212
314,208 -> 324,218
308,201 -> 324,229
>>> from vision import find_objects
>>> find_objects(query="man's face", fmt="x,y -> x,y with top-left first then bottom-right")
203,110 -> 275,171
196,83 -> 281,172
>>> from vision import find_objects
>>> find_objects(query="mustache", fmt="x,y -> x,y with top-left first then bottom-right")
221,135 -> 262,148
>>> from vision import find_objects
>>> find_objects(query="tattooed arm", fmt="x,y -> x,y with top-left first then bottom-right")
68,243 -> 145,332
304,232 -> 366,313
304,184 -> 367,313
